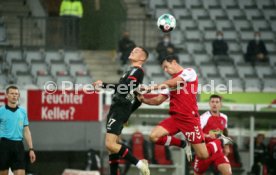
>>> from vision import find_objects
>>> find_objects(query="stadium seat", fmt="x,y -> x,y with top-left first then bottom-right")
187,42 -> 205,54
185,30 -> 202,41
263,9 -> 276,20
167,0 -> 184,9
170,30 -> 184,45
260,31 -> 275,41
31,61 -> 48,76
240,31 -> 253,42
238,0 -> 256,9
203,0 -> 220,9
209,9 -> 226,20
186,0 -> 203,9
179,18 -> 197,30
244,8 -> 263,20
194,53 -> 212,65
231,54 -> 245,64
5,50 -> 24,65
0,25 -> 7,42
228,42 -> 242,53
227,8 -> 245,20
218,65 -> 236,78
200,64 -> 218,78
152,74 -> 166,83
11,61 -> 29,75
50,62 -> 68,76
75,75 -> 92,85
25,50 -> 44,64
64,51 -> 82,64
225,77 -> 244,92
144,64 -> 163,77
45,51 -> 63,64
149,0 -> 166,9
236,64 -> 256,78
0,75 -> 7,85
252,20 -> 270,31
155,8 -> 171,19
234,19 -> 252,31
270,55 -> 276,66
191,8 -> 209,20
216,19 -> 233,31
244,78 -> 261,92
255,65 -> 275,78
256,0 -> 275,9
173,9 -> 191,19
16,73 -> 34,87
69,64 -> 88,76
220,0 -> 239,9
178,53 -> 193,65
263,76 -> 276,92
206,76 -> 226,88
56,75 -> 74,89
223,30 -> 239,41
36,75 -> 53,89
198,19 -> 215,31
204,30 -> 217,42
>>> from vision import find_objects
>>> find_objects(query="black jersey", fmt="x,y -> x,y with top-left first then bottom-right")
105,66 -> 144,135
103,66 -> 144,107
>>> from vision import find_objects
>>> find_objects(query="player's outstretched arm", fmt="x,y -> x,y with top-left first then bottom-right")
138,94 -> 168,105
142,76 -> 185,92
92,80 -> 119,90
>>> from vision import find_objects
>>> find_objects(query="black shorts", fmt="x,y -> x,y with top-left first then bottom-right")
0,138 -> 25,171
106,102 -> 132,135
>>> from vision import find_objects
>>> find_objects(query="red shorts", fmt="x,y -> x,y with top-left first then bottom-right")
158,115 -> 205,144
193,151 -> 230,174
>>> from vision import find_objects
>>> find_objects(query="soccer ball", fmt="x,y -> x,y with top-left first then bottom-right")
157,14 -> 176,33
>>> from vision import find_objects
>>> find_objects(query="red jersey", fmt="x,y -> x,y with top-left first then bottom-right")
162,68 -> 198,120
200,111 -> 228,136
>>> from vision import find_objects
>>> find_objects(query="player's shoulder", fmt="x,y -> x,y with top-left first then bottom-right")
183,67 -> 196,73
200,111 -> 212,118
182,68 -> 197,77
18,106 -> 27,114
220,112 -> 228,120
0,105 -> 5,112
130,66 -> 144,75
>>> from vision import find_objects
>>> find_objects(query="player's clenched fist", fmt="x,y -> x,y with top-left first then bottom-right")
92,80 -> 103,91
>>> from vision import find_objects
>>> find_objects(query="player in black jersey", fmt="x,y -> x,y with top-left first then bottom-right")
93,47 -> 150,175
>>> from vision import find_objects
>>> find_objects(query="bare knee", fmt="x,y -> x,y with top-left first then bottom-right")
105,139 -> 116,152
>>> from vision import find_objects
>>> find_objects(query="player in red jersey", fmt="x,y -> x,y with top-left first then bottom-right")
138,55 -> 232,162
193,95 -> 232,175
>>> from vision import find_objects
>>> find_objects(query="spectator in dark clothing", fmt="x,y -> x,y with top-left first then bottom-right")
156,34 -> 175,64
118,32 -> 136,66
212,31 -> 228,56
245,32 -> 269,66
250,133 -> 268,175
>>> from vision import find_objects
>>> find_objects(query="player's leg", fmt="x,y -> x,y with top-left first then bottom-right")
149,117 -> 186,148
0,139 -> 10,175
106,114 -> 150,175
0,170 -> 9,175
217,164 -> 232,175
192,143 -> 210,159
13,170 -> 25,175
106,133 -> 150,175
11,141 -> 26,175
214,154 -> 232,175
193,155 -> 211,175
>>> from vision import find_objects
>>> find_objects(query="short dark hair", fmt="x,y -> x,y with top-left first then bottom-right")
209,94 -> 222,101
162,55 -> 179,64
6,85 -> 19,94
137,46 -> 149,60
